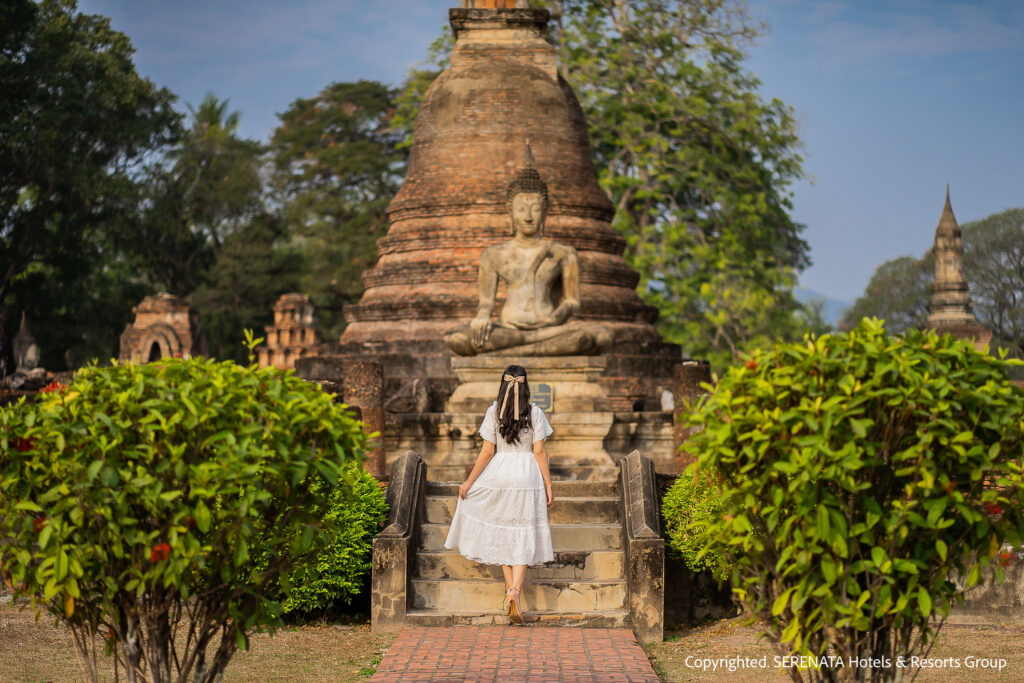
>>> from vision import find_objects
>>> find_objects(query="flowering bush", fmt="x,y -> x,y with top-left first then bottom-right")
682,319 -> 1024,682
0,356 -> 369,682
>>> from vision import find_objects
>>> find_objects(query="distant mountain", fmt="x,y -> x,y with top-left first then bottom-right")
794,287 -> 852,328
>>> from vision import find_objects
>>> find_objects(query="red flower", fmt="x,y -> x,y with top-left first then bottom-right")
150,543 -> 171,563
33,516 -> 47,533
14,437 -> 34,452
40,381 -> 67,393
999,551 -> 1016,567
984,502 -> 1004,516
173,352 -> 182,359
745,359 -> 758,371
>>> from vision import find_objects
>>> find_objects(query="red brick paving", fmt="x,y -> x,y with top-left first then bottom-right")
372,626 -> 660,682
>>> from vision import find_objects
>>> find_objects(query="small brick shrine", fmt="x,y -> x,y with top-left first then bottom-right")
119,294 -> 207,364
257,293 -> 322,370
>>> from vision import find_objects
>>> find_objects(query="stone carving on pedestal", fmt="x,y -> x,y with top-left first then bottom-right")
119,294 -> 208,364
257,294 -> 322,370
445,146 -> 613,357
925,186 -> 993,351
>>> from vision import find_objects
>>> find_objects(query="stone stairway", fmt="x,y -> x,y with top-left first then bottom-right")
405,480 -> 630,627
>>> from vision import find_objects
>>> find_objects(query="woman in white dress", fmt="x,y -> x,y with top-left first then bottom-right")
444,364 -> 555,625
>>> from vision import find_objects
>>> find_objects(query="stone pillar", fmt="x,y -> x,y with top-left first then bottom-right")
672,361 -> 712,472
344,360 -> 386,479
372,451 -> 427,633
619,450 -> 664,644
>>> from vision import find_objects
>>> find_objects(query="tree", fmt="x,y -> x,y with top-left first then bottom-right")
129,94 -> 266,297
399,1 -> 811,367
1,356 -> 371,682
1,0 -> 178,367
270,80 -> 407,338
842,208 -> 1024,356
551,0 -> 809,366
679,319 -> 1024,682
962,208 -> 1024,355
189,216 -> 304,363
840,255 -> 934,334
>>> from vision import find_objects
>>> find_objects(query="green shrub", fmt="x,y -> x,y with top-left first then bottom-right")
685,318 -> 1024,682
275,460 -> 388,614
663,468 -> 732,582
0,356 -> 368,683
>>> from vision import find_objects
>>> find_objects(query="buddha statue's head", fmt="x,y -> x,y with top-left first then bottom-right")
506,143 -> 548,237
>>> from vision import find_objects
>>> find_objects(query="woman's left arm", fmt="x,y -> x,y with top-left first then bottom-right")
533,440 -> 554,507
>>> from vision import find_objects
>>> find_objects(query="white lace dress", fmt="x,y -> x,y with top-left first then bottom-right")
444,402 -> 555,566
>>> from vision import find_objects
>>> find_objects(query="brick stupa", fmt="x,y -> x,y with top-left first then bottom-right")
300,4 -> 682,476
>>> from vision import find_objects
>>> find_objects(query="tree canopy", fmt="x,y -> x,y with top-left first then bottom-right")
0,0 -> 178,368
553,0 -> 809,366
269,80 -> 406,338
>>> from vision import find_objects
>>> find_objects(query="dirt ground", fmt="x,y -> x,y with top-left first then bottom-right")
4,592 -> 1024,682
0,594 -> 394,682
646,617 -> 1024,682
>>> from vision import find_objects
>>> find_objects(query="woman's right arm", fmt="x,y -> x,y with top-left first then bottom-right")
533,439 -> 553,507
459,440 -> 496,499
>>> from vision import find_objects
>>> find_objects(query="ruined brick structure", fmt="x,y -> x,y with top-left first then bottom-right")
925,187 -> 993,350
119,294 -> 207,363
257,293 -> 322,370
312,6 -> 680,419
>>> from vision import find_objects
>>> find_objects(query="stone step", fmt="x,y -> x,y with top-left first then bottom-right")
423,495 -> 620,525
405,608 -> 630,628
415,549 -> 624,581
428,466 -> 621,482
419,522 -> 622,552
410,578 -> 627,612
427,480 -> 619,498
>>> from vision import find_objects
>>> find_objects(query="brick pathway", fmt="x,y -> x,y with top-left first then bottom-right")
372,626 -> 660,682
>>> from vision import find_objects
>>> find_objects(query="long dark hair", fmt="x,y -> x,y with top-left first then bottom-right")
495,364 -> 532,445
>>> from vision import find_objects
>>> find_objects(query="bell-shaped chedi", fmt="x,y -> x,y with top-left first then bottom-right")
329,4 -> 678,412
119,294 -> 207,363
925,187 -> 992,351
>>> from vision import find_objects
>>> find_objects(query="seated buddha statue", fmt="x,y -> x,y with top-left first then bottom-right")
445,146 -> 613,357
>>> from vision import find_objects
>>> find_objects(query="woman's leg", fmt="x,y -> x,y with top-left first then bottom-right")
511,565 -> 527,592
507,564 -> 528,624
501,565 -> 513,592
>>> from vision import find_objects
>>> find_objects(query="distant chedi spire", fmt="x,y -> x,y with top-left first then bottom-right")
925,185 -> 992,349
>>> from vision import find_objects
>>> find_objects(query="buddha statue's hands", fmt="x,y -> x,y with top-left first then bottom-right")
470,315 -> 492,349
549,298 -> 580,326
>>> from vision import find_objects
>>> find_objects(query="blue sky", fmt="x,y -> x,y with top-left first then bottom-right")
78,0 -> 1024,307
